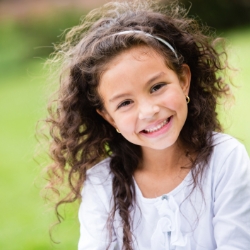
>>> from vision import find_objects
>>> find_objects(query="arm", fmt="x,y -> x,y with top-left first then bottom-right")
78,177 -> 118,250
213,144 -> 250,249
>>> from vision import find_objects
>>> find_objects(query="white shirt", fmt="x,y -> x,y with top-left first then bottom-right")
78,133 -> 250,249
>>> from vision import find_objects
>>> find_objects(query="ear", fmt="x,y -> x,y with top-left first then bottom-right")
96,109 -> 117,128
179,64 -> 191,96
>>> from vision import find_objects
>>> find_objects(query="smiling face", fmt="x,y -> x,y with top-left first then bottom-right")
97,46 -> 191,153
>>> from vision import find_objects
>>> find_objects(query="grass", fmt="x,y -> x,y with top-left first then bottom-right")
0,61 -> 79,249
219,27 -> 250,152
0,14 -> 249,249
0,13 -> 82,249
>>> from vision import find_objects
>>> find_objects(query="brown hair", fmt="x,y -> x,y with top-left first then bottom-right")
44,0 -> 231,249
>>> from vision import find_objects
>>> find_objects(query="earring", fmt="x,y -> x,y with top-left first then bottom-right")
186,95 -> 190,104
116,128 -> 121,133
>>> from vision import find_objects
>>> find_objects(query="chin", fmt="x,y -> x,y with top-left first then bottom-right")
143,141 -> 177,151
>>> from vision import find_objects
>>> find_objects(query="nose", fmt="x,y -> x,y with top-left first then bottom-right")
138,102 -> 160,120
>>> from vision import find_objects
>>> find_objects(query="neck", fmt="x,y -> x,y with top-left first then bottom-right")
133,139 -> 192,198
139,139 -> 188,174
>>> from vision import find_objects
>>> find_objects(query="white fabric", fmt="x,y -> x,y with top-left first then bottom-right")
78,133 -> 250,250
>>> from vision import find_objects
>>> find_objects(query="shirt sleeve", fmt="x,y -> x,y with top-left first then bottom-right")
213,143 -> 250,249
78,177 -> 118,250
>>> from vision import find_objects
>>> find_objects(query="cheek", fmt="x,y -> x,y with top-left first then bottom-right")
161,90 -> 186,112
114,113 -> 135,132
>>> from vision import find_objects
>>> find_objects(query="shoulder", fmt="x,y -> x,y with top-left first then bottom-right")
86,157 -> 112,184
211,132 -> 245,151
80,157 -> 113,212
209,132 -> 250,187
202,132 -> 250,189
210,132 -> 248,164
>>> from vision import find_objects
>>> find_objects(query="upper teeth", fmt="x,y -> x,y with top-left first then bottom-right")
144,119 -> 168,133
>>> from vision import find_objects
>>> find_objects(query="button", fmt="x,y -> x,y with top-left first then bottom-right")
162,194 -> 168,200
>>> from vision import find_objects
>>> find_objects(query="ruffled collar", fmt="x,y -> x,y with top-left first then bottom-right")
151,195 -> 187,249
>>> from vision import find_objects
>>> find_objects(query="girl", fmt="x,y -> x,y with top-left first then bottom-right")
45,0 -> 250,249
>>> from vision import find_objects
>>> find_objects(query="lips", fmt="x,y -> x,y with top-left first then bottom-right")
141,116 -> 172,134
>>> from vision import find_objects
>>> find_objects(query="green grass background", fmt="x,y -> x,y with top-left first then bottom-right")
0,13 -> 249,249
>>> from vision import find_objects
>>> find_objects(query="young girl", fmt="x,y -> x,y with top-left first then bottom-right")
45,0 -> 250,249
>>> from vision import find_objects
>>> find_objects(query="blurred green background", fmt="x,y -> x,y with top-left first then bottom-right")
0,0 -> 249,249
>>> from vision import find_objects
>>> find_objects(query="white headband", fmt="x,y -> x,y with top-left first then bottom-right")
111,30 -> 178,60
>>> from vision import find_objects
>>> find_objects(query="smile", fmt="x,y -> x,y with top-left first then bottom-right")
142,117 -> 171,134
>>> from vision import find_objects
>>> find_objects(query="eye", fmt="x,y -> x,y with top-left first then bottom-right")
117,100 -> 133,109
150,83 -> 166,93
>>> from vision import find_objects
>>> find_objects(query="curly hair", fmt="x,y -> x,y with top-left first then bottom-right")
44,0 -> 231,249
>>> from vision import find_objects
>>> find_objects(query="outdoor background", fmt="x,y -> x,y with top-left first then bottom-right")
0,0 -> 249,249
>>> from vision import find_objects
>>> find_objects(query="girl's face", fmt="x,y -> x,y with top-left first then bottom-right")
97,46 -> 191,151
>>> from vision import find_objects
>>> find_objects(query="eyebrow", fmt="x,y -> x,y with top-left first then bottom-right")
109,71 -> 166,103
145,71 -> 166,86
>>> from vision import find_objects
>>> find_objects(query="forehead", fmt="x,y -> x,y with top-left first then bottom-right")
104,45 -> 165,70
99,46 -> 168,84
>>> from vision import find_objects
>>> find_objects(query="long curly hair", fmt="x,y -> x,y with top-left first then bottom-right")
44,0 -> 231,249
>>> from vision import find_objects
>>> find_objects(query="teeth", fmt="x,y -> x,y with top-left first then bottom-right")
144,118 -> 169,133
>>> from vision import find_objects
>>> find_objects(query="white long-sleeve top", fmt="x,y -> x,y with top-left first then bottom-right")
78,133 -> 250,249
